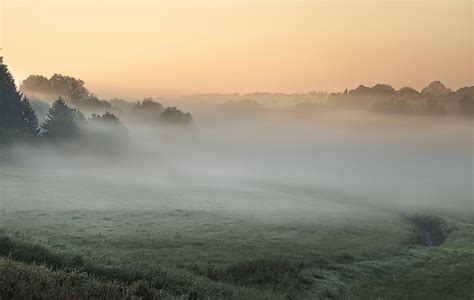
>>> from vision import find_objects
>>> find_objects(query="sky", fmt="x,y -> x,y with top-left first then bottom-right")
0,0 -> 472,97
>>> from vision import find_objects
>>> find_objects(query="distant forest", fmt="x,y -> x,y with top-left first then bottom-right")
328,82 -> 473,116
1,56 -> 473,146
19,66 -> 474,117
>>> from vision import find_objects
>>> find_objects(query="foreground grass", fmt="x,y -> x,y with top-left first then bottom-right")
0,257 -> 176,299
0,209 -> 473,299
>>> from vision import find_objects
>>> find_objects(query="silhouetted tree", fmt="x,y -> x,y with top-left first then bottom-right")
131,97 -> 164,122
49,74 -> 89,100
19,75 -> 54,95
397,87 -> 419,97
159,107 -> 192,125
132,98 -> 163,113
20,73 -> 111,110
421,81 -> 452,97
21,97 -> 40,135
0,57 -> 39,143
41,97 -> 81,140
0,57 -> 26,131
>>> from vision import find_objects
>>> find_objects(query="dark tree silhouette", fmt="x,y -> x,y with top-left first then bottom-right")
21,97 -> 40,135
159,107 -> 193,125
49,74 -> 89,100
131,97 -> 164,122
20,73 -> 111,110
421,81 -> 452,97
19,75 -> 53,95
0,57 -> 26,131
0,57 -> 40,143
41,97 -> 81,140
132,98 -> 164,113
398,87 -> 419,97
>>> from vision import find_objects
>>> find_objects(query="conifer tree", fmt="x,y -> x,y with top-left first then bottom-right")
0,57 -> 40,141
21,96 -> 40,135
41,97 -> 80,139
0,56 -> 25,131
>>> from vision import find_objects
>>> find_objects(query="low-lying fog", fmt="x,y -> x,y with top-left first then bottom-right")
1,108 -> 473,220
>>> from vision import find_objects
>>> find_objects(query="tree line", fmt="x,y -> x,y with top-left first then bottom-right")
1,58 -> 193,147
330,81 -> 474,116
20,73 -> 111,110
0,58 -> 125,146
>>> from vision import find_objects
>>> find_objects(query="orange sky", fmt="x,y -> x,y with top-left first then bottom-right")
0,0 -> 472,97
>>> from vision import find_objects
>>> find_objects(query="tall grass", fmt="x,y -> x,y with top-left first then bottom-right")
0,258 -> 172,299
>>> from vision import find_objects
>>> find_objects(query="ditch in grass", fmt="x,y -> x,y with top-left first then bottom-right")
406,214 -> 454,247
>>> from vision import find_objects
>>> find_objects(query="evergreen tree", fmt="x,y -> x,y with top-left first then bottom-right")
21,96 -> 40,135
0,57 -> 39,143
41,97 -> 80,140
0,57 -> 25,132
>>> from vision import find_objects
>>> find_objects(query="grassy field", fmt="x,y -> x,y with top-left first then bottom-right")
1,118 -> 472,299
1,208 -> 473,299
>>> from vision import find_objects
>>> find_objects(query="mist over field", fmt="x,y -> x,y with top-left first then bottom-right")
1,84 -> 474,299
1,0 -> 473,297
2,108 -> 472,216
1,68 -> 474,298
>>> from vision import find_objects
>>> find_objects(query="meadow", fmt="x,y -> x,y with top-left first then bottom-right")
1,113 -> 473,299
